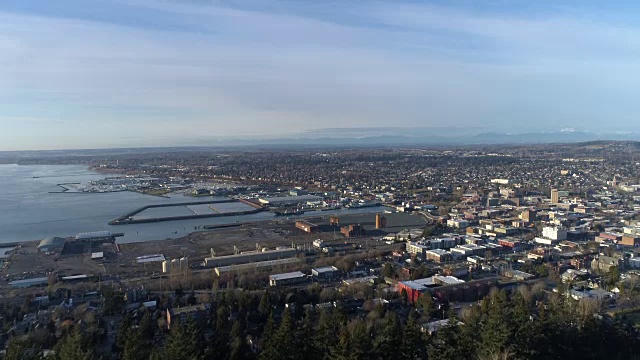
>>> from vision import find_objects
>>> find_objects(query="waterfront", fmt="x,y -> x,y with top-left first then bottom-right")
0,247 -> 14,258
0,164 -> 386,244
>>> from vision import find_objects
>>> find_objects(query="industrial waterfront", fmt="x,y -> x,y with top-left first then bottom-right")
0,164 -> 387,244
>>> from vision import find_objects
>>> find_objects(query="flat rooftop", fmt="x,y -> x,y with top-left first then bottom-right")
76,231 -> 113,240
312,266 -> 339,273
259,195 -> 322,204
433,275 -> 465,285
216,258 -> 301,273
407,242 -> 429,249
270,271 -> 306,281
401,275 -> 465,290
427,249 -> 451,256
169,304 -> 207,315
8,277 -> 49,286
205,248 -> 296,261
459,244 -> 486,251
136,254 -> 166,263
400,278 -> 433,291
296,219 -> 318,226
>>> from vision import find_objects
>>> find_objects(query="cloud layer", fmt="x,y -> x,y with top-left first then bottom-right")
1,0 -> 640,150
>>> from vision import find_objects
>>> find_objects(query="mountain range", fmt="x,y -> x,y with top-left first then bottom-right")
1,128 -> 640,155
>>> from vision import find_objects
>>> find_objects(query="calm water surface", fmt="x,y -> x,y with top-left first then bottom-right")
0,165 -> 382,244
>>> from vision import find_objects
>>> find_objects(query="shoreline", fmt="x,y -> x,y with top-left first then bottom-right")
0,206 -> 391,247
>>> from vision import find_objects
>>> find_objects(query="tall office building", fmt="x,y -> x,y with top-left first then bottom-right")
551,189 -> 559,204
521,209 -> 537,223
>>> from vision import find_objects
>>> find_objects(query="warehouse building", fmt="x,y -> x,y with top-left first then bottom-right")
295,220 -> 319,233
397,277 -> 441,303
398,276 -> 496,304
341,224 -> 365,238
9,277 -> 49,288
269,271 -> 308,286
214,258 -> 301,276
259,195 -> 322,206
203,248 -> 297,268
311,266 -> 341,281
37,237 -> 66,253
75,231 -> 117,243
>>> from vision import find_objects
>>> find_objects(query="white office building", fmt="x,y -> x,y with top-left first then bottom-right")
542,226 -> 568,241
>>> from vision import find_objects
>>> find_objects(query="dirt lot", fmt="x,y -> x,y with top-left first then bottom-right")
1,241 -> 117,284
0,212 -> 427,289
119,212 -> 425,262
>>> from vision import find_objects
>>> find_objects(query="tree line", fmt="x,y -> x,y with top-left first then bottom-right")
3,285 -> 640,360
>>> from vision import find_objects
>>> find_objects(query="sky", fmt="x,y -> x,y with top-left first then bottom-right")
2,0 -> 640,150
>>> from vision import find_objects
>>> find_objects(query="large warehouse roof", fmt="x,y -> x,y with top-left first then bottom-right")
37,237 -> 65,250
269,271 -> 306,281
9,277 -> 49,288
258,195 -> 322,205
76,231 -> 112,240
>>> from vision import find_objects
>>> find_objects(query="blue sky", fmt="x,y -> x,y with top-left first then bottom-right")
2,0 -> 640,150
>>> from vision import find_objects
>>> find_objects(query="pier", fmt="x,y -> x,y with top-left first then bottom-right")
109,199 -> 265,225
48,182 -> 81,193
0,242 -> 28,248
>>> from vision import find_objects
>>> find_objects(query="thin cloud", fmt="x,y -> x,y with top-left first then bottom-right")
1,0 -> 640,150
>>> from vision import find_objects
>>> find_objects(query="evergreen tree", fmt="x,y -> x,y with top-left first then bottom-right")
509,293 -> 539,360
149,350 -> 164,360
416,294 -> 434,317
350,320 -> 372,360
299,308 -> 320,360
426,311 -> 462,360
139,310 -> 155,340
208,306 -> 231,359
54,329 -> 95,360
401,314 -> 423,360
328,325 -> 350,360
400,289 -> 409,305
382,263 -> 394,278
116,316 -> 133,353
272,308 -> 299,360
374,311 -> 402,360
456,306 -> 481,359
479,290 -> 510,359
230,320 -> 254,360
258,291 -> 271,318
4,339 -> 43,360
102,287 -> 125,316
607,266 -> 621,288
315,309 -> 338,360
259,311 -> 277,360
121,323 -> 151,360
163,320 -> 203,360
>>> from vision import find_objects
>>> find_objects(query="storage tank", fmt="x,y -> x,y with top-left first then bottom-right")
162,260 -> 170,273
180,256 -> 188,269
171,259 -> 180,270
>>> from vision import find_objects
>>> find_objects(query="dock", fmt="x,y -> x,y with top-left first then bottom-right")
109,199 -> 265,225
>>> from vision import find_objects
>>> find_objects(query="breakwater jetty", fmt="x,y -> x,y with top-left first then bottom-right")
109,199 -> 264,225
49,183 -> 80,193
